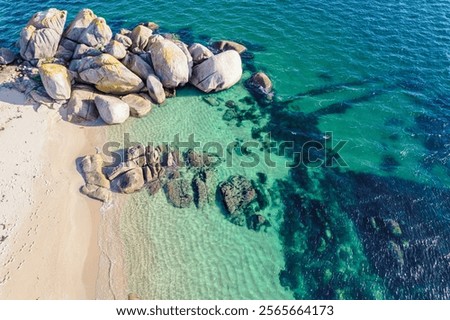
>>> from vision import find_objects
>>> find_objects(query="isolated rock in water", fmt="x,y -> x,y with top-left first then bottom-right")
66,85 -> 99,123
39,64 -> 71,100
148,37 -> 189,88
114,33 -> 132,48
212,40 -> 247,54
106,161 -> 138,181
64,9 -> 97,42
188,43 -> 213,65
193,176 -> 207,209
72,43 -> 102,59
186,149 -> 217,167
248,72 -> 272,94
146,74 -> 166,104
104,40 -> 127,60
78,54 -> 144,94
81,183 -> 111,202
95,94 -> 130,125
385,219 -> 402,237
190,50 -> 242,93
219,175 -> 256,215
116,167 -> 145,194
19,9 -> 67,60
78,17 -> 112,47
165,179 -> 193,208
122,93 -> 152,118
130,25 -> 153,53
80,154 -> 110,189
122,53 -> 155,80
0,48 -> 16,65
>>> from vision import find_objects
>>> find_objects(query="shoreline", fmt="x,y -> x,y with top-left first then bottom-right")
0,66 -> 107,299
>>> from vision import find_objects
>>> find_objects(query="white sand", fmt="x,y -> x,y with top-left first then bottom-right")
0,67 -> 106,299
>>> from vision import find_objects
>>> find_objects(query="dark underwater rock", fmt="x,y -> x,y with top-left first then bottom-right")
219,175 -> 256,215
165,179 -> 193,208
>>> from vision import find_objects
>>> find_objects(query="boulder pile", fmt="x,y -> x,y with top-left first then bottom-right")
8,7 -> 247,126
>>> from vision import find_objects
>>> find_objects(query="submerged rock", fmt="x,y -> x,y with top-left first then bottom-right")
248,214 -> 269,231
385,219 -> 402,237
122,93 -> 152,118
190,50 -> 242,93
95,94 -> 130,124
212,40 -> 247,54
165,179 -> 193,208
219,175 -> 256,215
19,8 -> 67,60
39,63 -> 71,100
146,179 -> 162,195
78,54 -> 144,94
185,149 -> 218,167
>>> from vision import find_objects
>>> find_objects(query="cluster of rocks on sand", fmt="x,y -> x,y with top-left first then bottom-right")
0,8 -> 264,124
0,7 -> 274,231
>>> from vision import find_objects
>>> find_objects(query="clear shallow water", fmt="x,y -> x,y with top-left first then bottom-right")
2,0 -> 449,299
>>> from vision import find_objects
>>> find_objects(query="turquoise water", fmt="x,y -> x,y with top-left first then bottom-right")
2,0 -> 449,299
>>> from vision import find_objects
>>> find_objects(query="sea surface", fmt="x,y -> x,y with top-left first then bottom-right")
1,0 -> 449,299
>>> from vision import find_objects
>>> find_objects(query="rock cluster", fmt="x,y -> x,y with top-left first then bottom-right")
12,7 -> 246,126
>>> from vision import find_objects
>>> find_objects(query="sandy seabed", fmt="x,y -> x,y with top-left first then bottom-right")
0,66 -> 113,299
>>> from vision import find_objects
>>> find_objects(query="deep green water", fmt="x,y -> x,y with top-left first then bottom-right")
1,0 -> 449,299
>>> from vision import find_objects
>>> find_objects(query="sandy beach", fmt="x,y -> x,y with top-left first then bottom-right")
0,66 -> 106,299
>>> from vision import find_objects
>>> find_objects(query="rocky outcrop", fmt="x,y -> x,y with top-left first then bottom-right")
64,9 -> 97,43
188,43 -> 213,65
247,72 -> 272,95
122,93 -> 152,118
39,63 -> 71,100
219,175 -> 256,215
212,40 -> 247,54
72,43 -> 101,59
148,37 -> 189,88
95,94 -> 130,124
116,167 -> 145,194
78,54 -> 144,94
0,48 -> 16,65
66,85 -> 99,123
81,183 -> 111,202
122,53 -> 155,80
114,33 -> 132,48
130,25 -> 153,53
146,74 -> 166,104
165,179 -> 193,208
19,8 -> 67,60
104,40 -> 127,60
80,154 -> 110,189
190,50 -> 242,93
78,17 -> 112,47
106,161 -> 138,181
